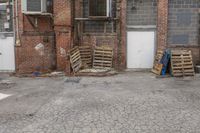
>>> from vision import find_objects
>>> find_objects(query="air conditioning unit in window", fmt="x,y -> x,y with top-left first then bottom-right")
22,0 -> 48,14
107,0 -> 112,17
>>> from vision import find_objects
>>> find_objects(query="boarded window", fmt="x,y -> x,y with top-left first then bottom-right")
89,0 -> 107,17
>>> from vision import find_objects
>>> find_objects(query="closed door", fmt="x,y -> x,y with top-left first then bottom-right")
127,31 -> 155,69
0,36 -> 15,71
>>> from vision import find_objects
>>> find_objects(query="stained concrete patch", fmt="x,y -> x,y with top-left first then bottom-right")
0,93 -> 10,100
64,77 -> 81,84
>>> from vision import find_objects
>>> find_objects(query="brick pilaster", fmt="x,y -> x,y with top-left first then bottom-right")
157,0 -> 169,50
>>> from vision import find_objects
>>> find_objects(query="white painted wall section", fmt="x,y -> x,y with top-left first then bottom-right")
0,37 -> 15,71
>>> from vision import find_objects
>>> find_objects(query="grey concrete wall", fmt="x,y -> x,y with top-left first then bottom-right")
168,0 -> 200,46
126,0 -> 157,26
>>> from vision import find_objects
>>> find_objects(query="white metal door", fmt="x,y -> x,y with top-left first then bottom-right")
0,37 -> 15,72
127,31 -> 155,69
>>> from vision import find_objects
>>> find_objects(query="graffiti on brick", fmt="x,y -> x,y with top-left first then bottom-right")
35,43 -> 45,56
60,47 -> 66,57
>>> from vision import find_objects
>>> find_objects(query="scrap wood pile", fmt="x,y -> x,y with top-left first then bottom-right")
152,49 -> 195,77
69,45 -> 114,75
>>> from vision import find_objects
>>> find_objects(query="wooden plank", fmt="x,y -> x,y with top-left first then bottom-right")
152,50 -> 164,75
69,47 -> 82,73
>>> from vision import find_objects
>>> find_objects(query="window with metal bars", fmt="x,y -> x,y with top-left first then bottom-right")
83,0 -> 116,33
89,0 -> 112,17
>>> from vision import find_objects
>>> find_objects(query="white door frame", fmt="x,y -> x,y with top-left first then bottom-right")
0,0 -> 15,72
126,30 -> 156,70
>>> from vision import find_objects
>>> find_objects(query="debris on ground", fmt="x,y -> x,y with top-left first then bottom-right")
0,80 -> 15,85
79,68 -> 111,73
43,72 -> 65,77
64,77 -> 81,84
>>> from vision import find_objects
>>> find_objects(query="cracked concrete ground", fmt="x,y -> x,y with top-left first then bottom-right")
0,72 -> 200,133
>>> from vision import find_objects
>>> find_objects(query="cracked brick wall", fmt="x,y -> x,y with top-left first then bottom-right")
53,0 -> 72,74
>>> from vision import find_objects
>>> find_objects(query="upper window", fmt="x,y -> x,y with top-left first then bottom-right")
0,1 -> 13,32
89,0 -> 111,17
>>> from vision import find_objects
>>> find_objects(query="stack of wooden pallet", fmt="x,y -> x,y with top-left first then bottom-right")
69,46 -> 113,73
79,46 -> 92,68
93,46 -> 113,69
171,50 -> 195,77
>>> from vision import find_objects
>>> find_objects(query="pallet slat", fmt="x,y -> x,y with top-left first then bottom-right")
69,46 -> 82,73
79,46 -> 92,68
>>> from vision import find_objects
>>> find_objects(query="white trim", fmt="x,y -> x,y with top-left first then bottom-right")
127,25 -> 157,29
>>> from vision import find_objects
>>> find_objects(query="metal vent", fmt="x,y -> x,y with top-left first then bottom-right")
27,0 -> 41,12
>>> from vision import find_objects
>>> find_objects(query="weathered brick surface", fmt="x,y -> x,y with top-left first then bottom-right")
157,0 -> 169,50
53,0 -> 72,74
120,0 -> 127,70
15,0 -> 55,74
15,35 -> 56,73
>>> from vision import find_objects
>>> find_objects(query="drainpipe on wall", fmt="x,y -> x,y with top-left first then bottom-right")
196,11 -> 200,73
15,0 -> 21,46
198,12 -> 200,64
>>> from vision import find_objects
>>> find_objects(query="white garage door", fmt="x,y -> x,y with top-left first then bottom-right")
127,31 -> 155,69
0,36 -> 15,72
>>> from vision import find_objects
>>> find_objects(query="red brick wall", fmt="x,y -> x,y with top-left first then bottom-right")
157,0 -> 169,50
53,0 -> 72,74
120,0 -> 127,70
15,35 -> 56,73
15,0 -> 55,74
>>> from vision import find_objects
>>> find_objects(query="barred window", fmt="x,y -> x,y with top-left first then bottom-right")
89,0 -> 108,17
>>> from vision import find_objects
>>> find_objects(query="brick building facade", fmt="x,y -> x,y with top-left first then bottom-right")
13,0 -> 200,74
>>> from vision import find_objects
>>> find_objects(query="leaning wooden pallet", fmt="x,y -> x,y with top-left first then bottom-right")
93,46 -> 113,69
69,46 -> 82,73
171,50 -> 195,77
79,46 -> 92,68
152,50 -> 164,75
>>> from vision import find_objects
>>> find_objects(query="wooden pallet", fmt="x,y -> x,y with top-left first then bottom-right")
79,46 -> 92,68
93,46 -> 113,69
171,50 -> 195,77
69,46 -> 82,73
152,50 -> 164,75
